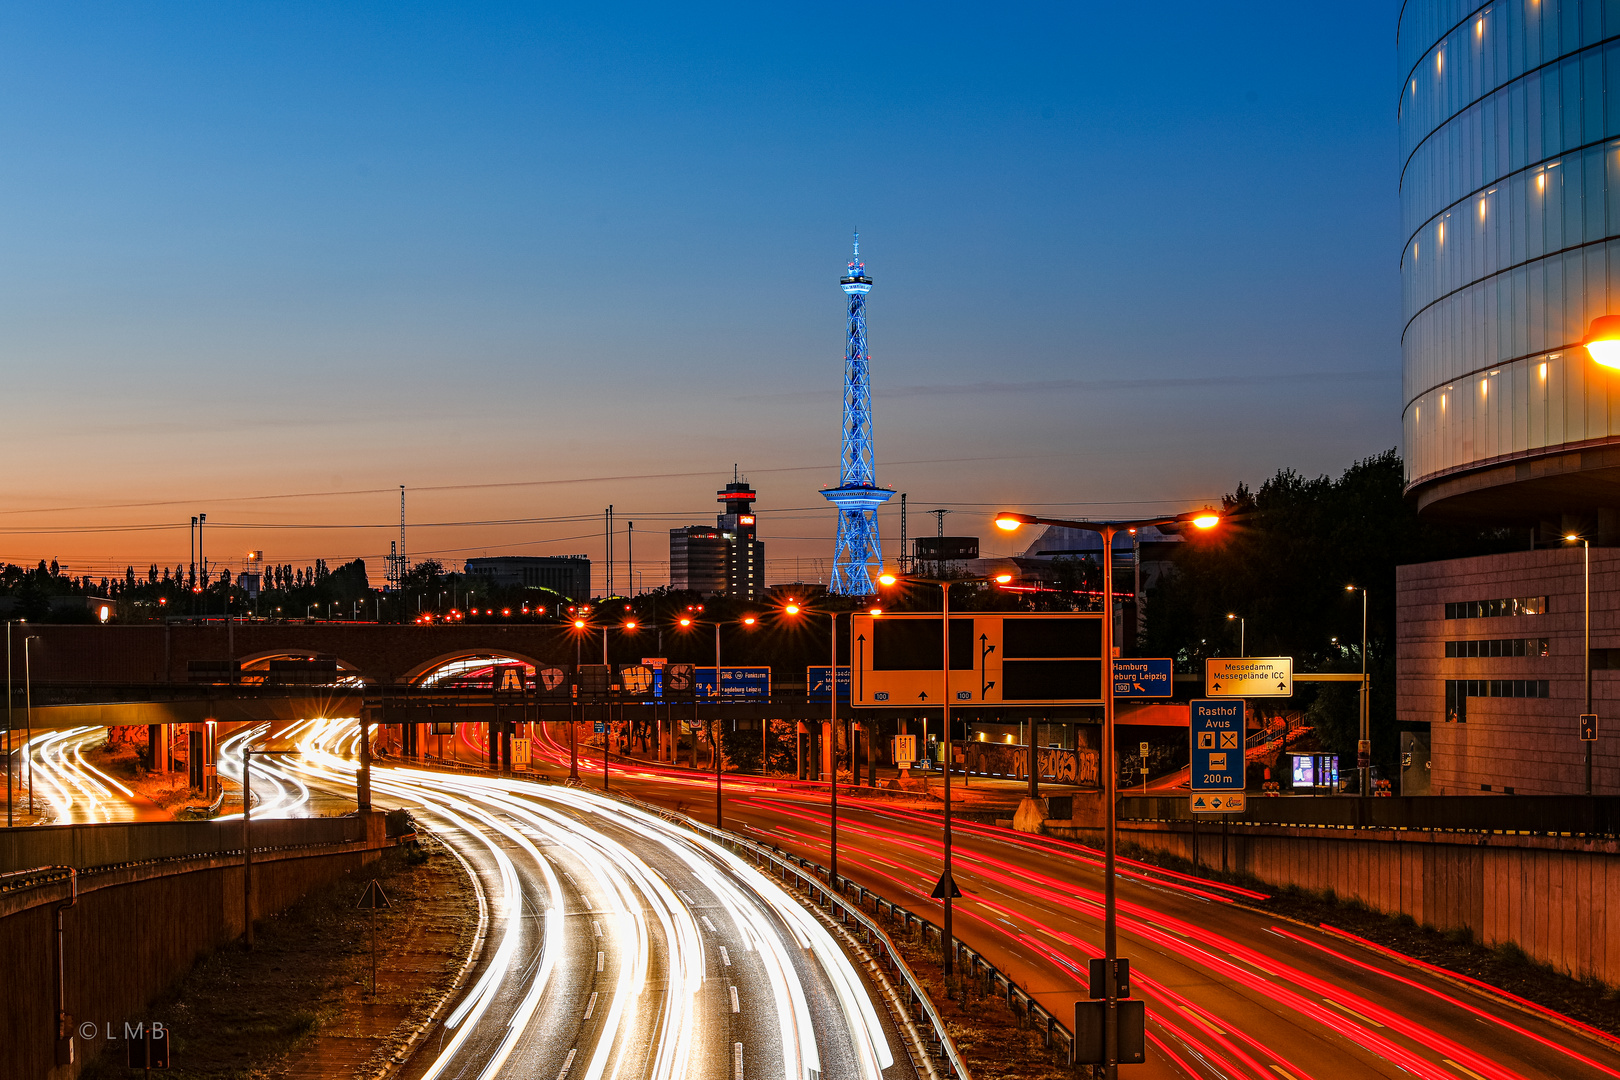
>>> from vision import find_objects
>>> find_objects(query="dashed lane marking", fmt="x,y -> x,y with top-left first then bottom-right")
701,915 -> 717,932
555,1048 -> 577,1080
678,889 -> 696,905
592,920 -> 602,937
719,946 -> 731,967
1176,1005 -> 1225,1037
1269,1067 -> 1300,1080
1443,1060 -> 1491,1080
583,992 -> 598,1020
729,985 -> 739,1013
1323,998 -> 1384,1027
596,951 -> 605,972
733,1042 -> 744,1080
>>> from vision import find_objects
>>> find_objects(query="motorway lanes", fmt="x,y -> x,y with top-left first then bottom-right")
277,719 -> 912,1080
528,723 -> 1620,1080
14,726 -> 155,823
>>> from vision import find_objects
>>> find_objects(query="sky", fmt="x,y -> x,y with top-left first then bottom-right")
0,2 -> 1400,589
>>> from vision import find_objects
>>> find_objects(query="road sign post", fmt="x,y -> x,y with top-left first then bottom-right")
1581,713 -> 1599,741
1189,699 -> 1246,814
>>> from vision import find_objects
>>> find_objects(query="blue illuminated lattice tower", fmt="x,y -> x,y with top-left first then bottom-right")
821,232 -> 894,594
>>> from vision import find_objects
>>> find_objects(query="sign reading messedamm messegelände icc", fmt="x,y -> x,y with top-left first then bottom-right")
1203,657 -> 1292,698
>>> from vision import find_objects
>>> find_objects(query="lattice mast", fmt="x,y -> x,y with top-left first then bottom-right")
821,232 -> 893,594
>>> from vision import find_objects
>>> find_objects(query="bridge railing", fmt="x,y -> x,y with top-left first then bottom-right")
1119,793 -> 1620,837
0,816 -> 374,874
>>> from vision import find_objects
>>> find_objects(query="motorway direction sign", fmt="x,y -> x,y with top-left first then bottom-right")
694,667 -> 772,700
850,612 -> 1104,706
806,665 -> 852,703
1113,658 -> 1174,698
1205,657 -> 1292,697
1190,698 -> 1245,795
892,734 -> 917,766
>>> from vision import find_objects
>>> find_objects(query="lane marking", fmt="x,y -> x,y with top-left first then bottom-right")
1176,1005 -> 1225,1036
1443,1060 -> 1491,1080
583,992 -> 598,1020
701,915 -> 717,932
678,889 -> 696,905
592,920 -> 602,937
1269,1067 -> 1300,1080
1323,998 -> 1384,1027
556,1048 -> 577,1080
596,951 -> 605,972
733,1042 -> 744,1080
729,985 -> 739,1013
719,946 -> 732,967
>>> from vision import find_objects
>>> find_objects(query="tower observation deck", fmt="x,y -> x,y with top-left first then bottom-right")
821,233 -> 894,594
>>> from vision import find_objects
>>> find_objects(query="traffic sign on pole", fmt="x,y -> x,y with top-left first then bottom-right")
1204,657 -> 1292,697
1113,658 -> 1174,698
1581,713 -> 1599,741
1190,698 -> 1246,813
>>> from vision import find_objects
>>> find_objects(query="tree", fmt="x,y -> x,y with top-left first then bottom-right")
1140,450 -> 1519,784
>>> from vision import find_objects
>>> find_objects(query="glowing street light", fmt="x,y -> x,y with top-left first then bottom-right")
1585,315 -> 1620,368
992,507 -> 1218,1077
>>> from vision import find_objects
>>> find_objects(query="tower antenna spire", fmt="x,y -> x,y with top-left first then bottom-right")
821,235 -> 893,594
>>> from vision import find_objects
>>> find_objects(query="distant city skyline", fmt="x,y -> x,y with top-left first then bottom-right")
1,3 -> 1397,585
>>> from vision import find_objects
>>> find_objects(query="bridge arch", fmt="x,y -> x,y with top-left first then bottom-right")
234,649 -> 366,685
402,650 -> 549,686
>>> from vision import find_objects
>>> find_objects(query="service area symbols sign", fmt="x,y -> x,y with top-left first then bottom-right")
1204,657 -> 1292,698
1190,699 -> 1245,813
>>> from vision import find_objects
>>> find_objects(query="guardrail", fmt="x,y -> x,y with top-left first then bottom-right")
662,809 -> 1080,1078
1119,793 -> 1620,837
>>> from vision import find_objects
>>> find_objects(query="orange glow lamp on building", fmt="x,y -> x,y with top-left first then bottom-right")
1585,315 -> 1620,368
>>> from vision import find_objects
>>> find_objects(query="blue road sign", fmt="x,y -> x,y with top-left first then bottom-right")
1113,658 -> 1174,698
694,667 -> 772,700
1189,699 -> 1245,792
593,720 -> 606,734
806,666 -> 852,703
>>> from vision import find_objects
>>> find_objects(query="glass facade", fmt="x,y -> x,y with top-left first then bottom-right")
1401,1 -> 1620,501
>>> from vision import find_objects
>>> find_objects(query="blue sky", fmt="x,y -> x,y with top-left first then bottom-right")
0,3 -> 1399,584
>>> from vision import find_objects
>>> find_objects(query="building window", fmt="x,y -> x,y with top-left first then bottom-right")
1444,638 -> 1549,658
1443,678 -> 1552,722
1443,597 -> 1548,619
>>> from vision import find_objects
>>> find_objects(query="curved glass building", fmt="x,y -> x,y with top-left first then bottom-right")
1401,1 -> 1620,531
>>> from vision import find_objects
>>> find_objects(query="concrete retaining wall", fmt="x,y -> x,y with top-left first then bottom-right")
1048,817 -> 1620,986
0,814 -> 399,1079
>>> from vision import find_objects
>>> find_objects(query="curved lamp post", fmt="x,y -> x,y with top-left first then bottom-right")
994,509 -> 1218,1079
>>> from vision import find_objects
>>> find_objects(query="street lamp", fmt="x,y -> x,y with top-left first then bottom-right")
995,508 -> 1218,1078
1566,533 -> 1594,795
1226,613 -> 1245,658
1584,315 -> 1620,368
675,611 -> 760,827
1345,584 -> 1370,796
877,569 -> 1014,980
242,741 -> 296,949
24,634 -> 40,816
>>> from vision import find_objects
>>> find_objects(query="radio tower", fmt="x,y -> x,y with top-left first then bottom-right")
821,232 -> 894,594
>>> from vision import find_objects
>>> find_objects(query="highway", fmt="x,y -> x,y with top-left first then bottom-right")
11,726 -> 155,824
527,721 -> 1620,1080
270,718 -> 915,1080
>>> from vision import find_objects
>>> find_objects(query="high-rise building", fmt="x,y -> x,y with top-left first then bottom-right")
1397,1 -> 1620,795
821,233 -> 894,594
668,476 -> 766,599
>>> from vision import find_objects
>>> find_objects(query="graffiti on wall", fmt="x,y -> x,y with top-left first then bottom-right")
964,742 -> 1099,789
